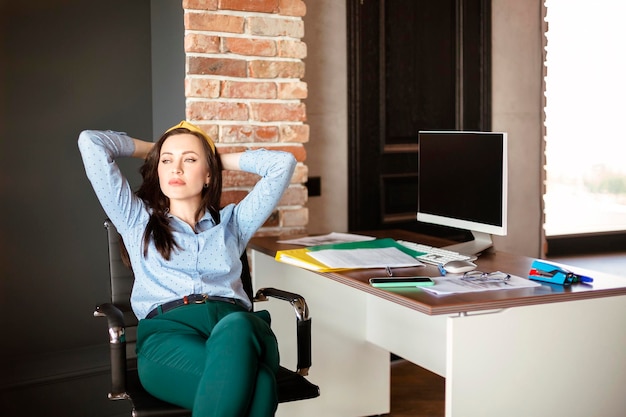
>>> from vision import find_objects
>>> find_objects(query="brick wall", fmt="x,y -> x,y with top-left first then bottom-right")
182,0 -> 309,237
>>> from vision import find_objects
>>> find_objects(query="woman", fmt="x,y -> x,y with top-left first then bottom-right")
78,121 -> 296,417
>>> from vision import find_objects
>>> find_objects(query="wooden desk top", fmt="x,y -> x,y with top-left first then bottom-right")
249,230 -> 626,315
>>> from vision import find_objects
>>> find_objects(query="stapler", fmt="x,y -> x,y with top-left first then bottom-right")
529,259 -> 593,285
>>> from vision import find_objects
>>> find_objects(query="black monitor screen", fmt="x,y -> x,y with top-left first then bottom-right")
417,131 -> 507,236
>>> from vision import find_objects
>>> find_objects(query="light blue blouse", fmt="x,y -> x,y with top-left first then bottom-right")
78,130 -> 296,319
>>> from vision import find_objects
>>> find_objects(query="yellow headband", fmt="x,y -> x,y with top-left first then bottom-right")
165,120 -> 216,154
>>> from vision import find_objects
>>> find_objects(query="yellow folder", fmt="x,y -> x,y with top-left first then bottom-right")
275,247 -> 349,272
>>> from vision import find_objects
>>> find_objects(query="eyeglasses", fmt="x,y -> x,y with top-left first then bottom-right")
461,271 -> 511,283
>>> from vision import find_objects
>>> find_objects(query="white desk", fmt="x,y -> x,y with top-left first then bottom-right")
250,232 -> 626,417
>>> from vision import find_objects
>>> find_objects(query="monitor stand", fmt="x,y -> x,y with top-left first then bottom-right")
442,231 -> 493,256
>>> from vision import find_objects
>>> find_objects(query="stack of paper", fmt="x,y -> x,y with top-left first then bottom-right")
275,238 -> 426,272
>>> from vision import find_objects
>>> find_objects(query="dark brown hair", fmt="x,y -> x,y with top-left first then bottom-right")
132,127 -> 222,261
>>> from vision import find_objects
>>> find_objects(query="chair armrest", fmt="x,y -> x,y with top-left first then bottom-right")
254,288 -> 312,376
94,303 -> 126,340
94,302 -> 129,399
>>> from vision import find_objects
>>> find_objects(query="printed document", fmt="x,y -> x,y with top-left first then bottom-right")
422,274 -> 541,295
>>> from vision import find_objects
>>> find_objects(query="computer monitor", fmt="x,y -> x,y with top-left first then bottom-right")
417,131 -> 508,255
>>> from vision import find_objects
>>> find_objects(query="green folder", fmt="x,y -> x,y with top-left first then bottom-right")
307,238 -> 427,257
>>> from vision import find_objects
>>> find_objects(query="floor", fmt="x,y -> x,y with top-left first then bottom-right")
384,360 -> 445,417
382,251 -> 626,417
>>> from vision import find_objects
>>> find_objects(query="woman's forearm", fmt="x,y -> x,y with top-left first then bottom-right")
132,139 -> 154,159
220,152 -> 244,171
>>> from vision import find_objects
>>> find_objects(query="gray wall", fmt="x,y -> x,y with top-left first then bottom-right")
1,0 -> 153,389
151,0 -> 185,134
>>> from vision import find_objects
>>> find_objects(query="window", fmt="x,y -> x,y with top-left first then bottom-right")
544,0 -> 626,237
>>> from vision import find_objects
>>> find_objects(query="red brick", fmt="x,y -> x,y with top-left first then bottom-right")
250,102 -> 306,123
281,207 -> 308,227
291,164 -> 308,184
248,60 -> 305,79
248,16 -> 304,38
187,101 -> 249,121
221,81 -> 276,99
220,125 -> 279,143
185,12 -> 244,33
220,189 -> 250,206
277,39 -> 307,59
280,186 -> 307,206
223,170 -> 261,188
188,56 -> 247,77
278,0 -> 306,17
185,78 -> 221,98
286,144 -> 306,162
278,81 -> 307,99
280,124 -> 309,143
219,0 -> 279,13
183,0 -> 218,10
223,37 -> 277,57
184,33 -> 220,53
191,123 -> 219,143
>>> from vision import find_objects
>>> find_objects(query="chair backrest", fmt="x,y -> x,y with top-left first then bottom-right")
104,220 -> 139,360
103,219 -> 255,360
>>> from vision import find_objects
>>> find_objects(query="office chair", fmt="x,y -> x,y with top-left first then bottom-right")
95,220 -> 320,417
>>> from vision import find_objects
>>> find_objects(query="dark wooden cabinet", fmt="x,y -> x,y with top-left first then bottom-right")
347,0 -> 491,237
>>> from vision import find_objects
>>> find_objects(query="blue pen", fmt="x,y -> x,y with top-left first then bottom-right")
570,273 -> 593,283
437,264 -> 447,276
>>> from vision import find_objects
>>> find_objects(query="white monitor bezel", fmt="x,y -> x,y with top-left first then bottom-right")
417,131 -> 508,252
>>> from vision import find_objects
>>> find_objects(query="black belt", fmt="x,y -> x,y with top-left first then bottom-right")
146,294 -> 248,319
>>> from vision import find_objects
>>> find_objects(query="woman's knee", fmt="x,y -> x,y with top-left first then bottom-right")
210,312 -> 279,364
214,311 -> 269,337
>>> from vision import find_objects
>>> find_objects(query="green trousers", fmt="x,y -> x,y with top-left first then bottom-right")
136,301 -> 280,417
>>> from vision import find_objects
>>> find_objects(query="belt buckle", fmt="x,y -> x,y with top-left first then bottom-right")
182,294 -> 207,305
196,294 -> 209,304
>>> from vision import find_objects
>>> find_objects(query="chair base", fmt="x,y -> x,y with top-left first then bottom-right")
118,367 -> 319,417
